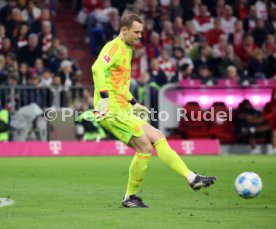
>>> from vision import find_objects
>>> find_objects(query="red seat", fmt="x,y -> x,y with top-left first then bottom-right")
178,102 -> 211,139
209,102 -> 236,143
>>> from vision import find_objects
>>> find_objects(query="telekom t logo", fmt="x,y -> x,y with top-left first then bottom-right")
181,141 -> 194,155
49,141 -> 62,155
115,141 -> 128,155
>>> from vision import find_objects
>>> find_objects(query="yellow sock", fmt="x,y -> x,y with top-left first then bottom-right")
154,138 -> 192,177
125,152 -> 151,197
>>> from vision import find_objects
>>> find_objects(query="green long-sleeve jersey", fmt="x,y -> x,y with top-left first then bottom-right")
92,37 -> 134,113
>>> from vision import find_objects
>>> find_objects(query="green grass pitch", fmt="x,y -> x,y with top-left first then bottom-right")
0,155 -> 275,229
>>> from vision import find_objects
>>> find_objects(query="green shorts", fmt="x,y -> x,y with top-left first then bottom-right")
99,112 -> 147,144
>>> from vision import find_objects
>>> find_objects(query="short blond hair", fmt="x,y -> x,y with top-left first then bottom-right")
119,14 -> 144,30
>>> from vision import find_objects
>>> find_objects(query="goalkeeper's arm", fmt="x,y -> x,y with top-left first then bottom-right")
91,42 -> 120,119
91,59 -> 109,119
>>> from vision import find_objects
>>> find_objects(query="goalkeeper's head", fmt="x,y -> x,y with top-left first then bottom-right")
119,14 -> 144,47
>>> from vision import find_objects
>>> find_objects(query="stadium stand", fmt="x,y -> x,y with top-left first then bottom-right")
0,0 -> 275,152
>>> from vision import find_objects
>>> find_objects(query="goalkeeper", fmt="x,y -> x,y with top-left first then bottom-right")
92,14 -> 216,208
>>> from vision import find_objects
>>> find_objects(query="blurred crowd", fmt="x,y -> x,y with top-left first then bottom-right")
79,0 -> 275,90
0,0 -> 82,101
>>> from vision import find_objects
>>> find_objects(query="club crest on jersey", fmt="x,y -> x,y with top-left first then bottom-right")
103,55 -> 111,63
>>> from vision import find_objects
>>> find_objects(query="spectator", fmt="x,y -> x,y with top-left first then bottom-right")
229,20 -> 244,52
85,0 -> 118,43
221,5 -> 237,35
196,64 -> 216,85
160,20 -> 174,54
191,0 -> 202,17
103,9 -> 119,40
131,42 -> 148,81
169,0 -> 183,21
58,60 -> 74,91
266,51 -> 276,79
0,0 -> 18,26
265,8 -> 276,34
146,31 -> 162,59
217,44 -> 244,78
243,5 -> 258,33
248,48 -> 267,79
209,0 -> 225,18
31,8 -> 56,36
192,4 -> 214,34
0,24 -> 6,49
193,45 -> 214,76
205,18 -> 225,46
27,74 -> 46,108
50,75 -> 67,107
18,62 -> 31,85
48,45 -> 81,77
254,0 -> 267,20
50,0 -> 58,17
21,0 -> 41,25
182,21 -> 198,54
159,0 -> 171,11
14,23 -> 29,52
226,65 -> 240,81
252,19 -> 268,47
18,33 -> 42,66
172,63 -> 193,82
122,0 -> 144,16
234,0 -> 249,21
262,34 -> 275,58
5,53 -> 18,73
0,37 -> 14,57
173,47 -> 194,73
212,34 -> 228,59
148,58 -> 167,87
3,73 -> 22,110
48,37 -> 61,58
234,99 -> 271,154
39,20 -> 54,62
32,57 -> 45,77
82,0 -> 103,14
158,48 -> 176,82
174,16 -> 185,37
144,0 -> 162,32
5,8 -> 23,40
236,34 -> 257,64
6,72 -> 19,87
141,18 -> 154,44
0,55 -> 8,85
40,68 -> 53,87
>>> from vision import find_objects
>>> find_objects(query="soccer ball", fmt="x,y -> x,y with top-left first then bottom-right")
234,172 -> 263,199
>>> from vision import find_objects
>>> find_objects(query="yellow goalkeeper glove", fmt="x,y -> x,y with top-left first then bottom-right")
129,98 -> 150,121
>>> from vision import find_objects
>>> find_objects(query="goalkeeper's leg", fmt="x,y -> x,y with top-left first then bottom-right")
142,124 -> 217,189
122,134 -> 152,208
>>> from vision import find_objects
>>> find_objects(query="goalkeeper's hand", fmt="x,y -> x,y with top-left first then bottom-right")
93,98 -> 109,120
130,98 -> 150,121
133,103 -> 150,115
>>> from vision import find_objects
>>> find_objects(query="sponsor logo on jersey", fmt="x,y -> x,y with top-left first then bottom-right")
103,55 -> 111,63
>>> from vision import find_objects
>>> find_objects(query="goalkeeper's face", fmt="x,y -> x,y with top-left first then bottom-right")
124,21 -> 143,47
